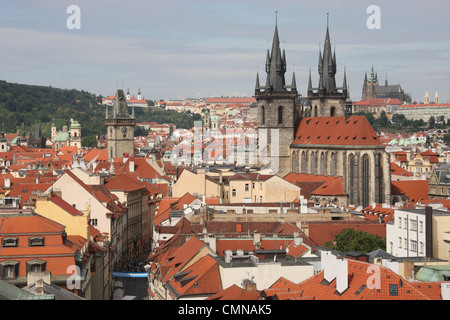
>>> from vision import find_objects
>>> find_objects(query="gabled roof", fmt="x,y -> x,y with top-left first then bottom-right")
292,116 -> 383,147
159,236 -> 209,283
49,195 -> 84,216
275,259 -> 442,300
206,284 -> 261,300
283,173 -> 345,196
362,204 -> 395,222
390,162 -> 413,177
391,180 -> 429,204
104,173 -> 145,192
167,254 -> 221,298
152,193 -> 198,227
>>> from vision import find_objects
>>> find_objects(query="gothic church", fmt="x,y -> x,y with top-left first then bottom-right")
255,14 -> 391,208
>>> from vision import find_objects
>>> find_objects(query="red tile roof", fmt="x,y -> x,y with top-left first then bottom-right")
167,254 -> 222,298
292,116 -> 382,147
283,173 -> 345,196
272,259 -> 444,300
390,162 -> 413,177
362,204 -> 395,222
206,284 -> 261,300
50,194 -> 84,216
391,180 -> 429,204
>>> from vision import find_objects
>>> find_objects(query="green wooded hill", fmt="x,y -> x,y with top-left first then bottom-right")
0,80 -> 200,147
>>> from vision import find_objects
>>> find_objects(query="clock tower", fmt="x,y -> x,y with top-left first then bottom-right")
105,89 -> 136,161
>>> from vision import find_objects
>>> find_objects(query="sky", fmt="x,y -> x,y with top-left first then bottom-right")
0,0 -> 449,103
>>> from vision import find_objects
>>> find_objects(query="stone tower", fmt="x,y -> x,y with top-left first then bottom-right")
69,120 -> 82,148
105,89 -> 136,161
255,12 -> 299,176
307,13 -> 348,117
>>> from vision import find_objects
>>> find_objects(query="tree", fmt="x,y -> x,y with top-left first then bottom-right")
325,228 -> 386,254
429,116 -> 436,129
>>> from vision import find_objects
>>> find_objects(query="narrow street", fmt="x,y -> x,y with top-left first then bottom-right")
113,251 -> 150,300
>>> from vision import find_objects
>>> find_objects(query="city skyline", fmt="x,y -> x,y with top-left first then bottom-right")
0,0 -> 449,103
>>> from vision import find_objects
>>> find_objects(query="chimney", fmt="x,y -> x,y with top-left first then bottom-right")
336,258 -> 349,294
129,157 -> 135,173
35,279 -> 44,295
321,251 -> 337,283
4,177 -> 10,189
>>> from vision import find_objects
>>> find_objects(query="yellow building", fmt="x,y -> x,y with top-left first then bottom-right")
226,173 -> 301,204
172,168 -> 301,204
34,193 -> 90,251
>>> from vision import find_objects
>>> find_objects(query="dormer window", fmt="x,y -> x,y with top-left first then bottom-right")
29,237 -> 45,247
2,237 -> 18,247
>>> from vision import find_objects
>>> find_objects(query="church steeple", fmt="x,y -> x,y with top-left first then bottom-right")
264,10 -> 287,92
318,11 -> 337,93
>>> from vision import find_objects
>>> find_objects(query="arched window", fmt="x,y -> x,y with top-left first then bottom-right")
362,154 -> 370,208
311,151 -> 317,174
278,106 -> 283,124
301,151 -> 308,173
314,106 -> 318,117
320,152 -> 327,175
330,106 -> 336,117
292,151 -> 299,173
330,152 -> 337,176
348,154 -> 355,205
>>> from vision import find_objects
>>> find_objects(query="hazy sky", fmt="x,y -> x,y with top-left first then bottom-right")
0,0 -> 449,103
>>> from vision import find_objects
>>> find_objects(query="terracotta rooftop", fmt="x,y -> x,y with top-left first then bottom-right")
292,116 -> 383,147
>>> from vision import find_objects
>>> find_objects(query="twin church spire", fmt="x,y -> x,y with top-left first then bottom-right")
256,11 -> 346,98
255,10 -> 296,94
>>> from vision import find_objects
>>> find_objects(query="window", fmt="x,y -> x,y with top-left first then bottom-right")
232,189 -> 236,197
27,259 -> 47,274
419,221 -> 423,233
420,242 -> 424,255
259,183 -> 262,191
91,219 -> 98,226
410,240 -> 417,252
2,237 -> 18,247
260,196 -> 262,203
410,219 -> 417,231
28,237 -> 45,247
252,183 -> 255,189
398,237 -> 402,248
361,155 -> 370,208
1,260 -> 19,279
398,217 -> 402,228
278,106 -> 283,124
245,184 -> 249,192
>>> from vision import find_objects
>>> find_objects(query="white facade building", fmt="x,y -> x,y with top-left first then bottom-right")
386,208 -> 429,258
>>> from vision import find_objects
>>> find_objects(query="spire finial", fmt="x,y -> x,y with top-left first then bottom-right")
326,10 -> 330,28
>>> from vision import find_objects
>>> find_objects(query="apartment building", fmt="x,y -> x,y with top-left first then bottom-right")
386,207 -> 450,261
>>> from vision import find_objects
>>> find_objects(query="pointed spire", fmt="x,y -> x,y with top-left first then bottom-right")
364,71 -> 368,82
291,71 -> 297,90
320,10 -> 336,92
308,67 -> 313,93
264,9 -> 287,92
385,72 -> 388,86
343,66 -> 348,93
255,72 -> 260,91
